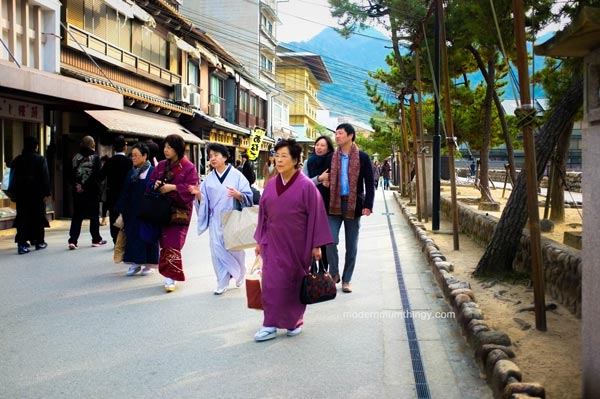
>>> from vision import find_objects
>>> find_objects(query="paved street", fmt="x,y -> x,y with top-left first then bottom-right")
0,189 -> 491,399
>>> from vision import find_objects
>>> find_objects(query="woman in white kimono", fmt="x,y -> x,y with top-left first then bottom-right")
191,143 -> 253,295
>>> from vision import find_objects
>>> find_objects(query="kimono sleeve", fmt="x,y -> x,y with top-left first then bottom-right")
194,180 -> 210,235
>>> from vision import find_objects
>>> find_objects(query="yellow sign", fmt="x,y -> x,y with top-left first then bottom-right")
247,128 -> 265,161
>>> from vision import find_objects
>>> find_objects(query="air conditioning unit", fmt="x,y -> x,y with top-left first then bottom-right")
173,83 -> 190,104
189,93 -> 201,109
208,102 -> 221,117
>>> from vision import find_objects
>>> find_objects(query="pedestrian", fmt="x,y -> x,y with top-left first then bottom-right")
262,154 -> 277,187
302,135 -> 334,270
149,134 -> 198,292
373,160 -> 381,190
240,153 -> 256,185
68,135 -> 107,249
381,159 -> 391,190
253,139 -> 333,342
235,159 -> 242,171
10,136 -> 51,254
115,142 -> 158,277
99,155 -> 109,226
190,143 -> 253,295
100,135 -> 132,243
325,123 -> 375,293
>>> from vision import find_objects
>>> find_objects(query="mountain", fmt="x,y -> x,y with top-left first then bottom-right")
282,29 -> 557,125
283,27 -> 393,124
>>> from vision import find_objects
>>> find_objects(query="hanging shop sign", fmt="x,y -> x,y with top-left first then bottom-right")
0,97 -> 43,123
247,128 -> 265,161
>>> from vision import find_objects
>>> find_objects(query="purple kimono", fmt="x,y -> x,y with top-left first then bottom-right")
149,157 -> 198,281
254,171 -> 333,330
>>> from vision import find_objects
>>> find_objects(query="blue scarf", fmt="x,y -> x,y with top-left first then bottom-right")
131,160 -> 151,181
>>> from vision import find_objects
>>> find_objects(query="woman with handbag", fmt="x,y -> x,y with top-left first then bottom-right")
253,139 -> 333,342
114,142 -> 158,277
149,134 -> 198,292
302,135 -> 335,278
190,143 -> 253,295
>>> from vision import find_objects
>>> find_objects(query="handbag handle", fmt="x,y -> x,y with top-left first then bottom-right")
310,259 -> 327,275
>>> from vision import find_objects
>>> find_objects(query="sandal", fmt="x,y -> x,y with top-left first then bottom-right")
254,327 -> 277,342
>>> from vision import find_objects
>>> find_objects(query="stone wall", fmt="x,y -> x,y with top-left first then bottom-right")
440,197 -> 582,318
456,168 -> 583,193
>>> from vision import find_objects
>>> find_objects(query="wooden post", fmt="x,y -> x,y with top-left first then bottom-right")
400,101 -> 411,196
437,0 -> 459,250
410,95 -> 422,220
415,47 -> 429,222
512,0 -> 547,331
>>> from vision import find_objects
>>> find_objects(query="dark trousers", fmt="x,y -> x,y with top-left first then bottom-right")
15,200 -> 46,246
108,208 -> 120,244
69,196 -> 102,245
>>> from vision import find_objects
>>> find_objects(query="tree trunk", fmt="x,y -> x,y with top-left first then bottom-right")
549,125 -> 573,222
478,56 -> 495,203
466,45 -> 518,183
474,77 -> 583,276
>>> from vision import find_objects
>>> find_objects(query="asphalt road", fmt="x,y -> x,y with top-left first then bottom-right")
0,189 -> 491,399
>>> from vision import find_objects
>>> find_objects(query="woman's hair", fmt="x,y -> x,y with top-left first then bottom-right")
274,139 -> 302,169
314,135 -> 334,153
164,134 -> 186,159
207,143 -> 229,160
132,142 -> 149,157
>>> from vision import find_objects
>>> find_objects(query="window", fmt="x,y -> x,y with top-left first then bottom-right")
188,59 -> 199,88
210,75 -> 223,104
260,55 -> 273,73
250,96 -> 258,115
260,14 -> 273,35
240,90 -> 249,112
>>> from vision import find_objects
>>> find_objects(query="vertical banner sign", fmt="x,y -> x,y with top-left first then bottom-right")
247,128 -> 265,161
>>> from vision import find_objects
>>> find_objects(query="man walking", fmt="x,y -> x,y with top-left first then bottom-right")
10,136 -> 51,254
68,136 -> 106,249
101,136 -> 132,243
325,123 -> 375,293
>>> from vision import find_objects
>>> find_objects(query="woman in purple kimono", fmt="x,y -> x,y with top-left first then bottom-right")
253,139 -> 333,342
190,143 -> 253,295
149,134 -> 198,292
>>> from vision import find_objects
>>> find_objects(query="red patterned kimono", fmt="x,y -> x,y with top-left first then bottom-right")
149,157 -> 198,281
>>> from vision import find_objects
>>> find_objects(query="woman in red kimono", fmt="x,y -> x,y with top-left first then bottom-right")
149,134 -> 198,292
253,139 -> 333,341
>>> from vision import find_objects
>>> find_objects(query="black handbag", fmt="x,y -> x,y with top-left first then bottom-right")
300,260 -> 337,304
137,191 -> 172,225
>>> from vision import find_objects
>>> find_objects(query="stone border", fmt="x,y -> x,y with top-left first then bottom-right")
394,193 -> 546,399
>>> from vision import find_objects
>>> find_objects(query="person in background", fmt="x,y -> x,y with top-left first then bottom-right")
190,143 -> 253,295
149,134 -> 198,292
68,136 -> 107,250
100,135 -> 132,243
253,139 -> 333,342
235,159 -> 242,171
241,153 -> 256,185
10,136 -> 51,254
302,135 -> 335,270
325,123 -> 375,293
373,160 -> 381,190
262,154 -> 277,188
381,159 -> 392,190
99,155 -> 109,226
115,142 -> 158,277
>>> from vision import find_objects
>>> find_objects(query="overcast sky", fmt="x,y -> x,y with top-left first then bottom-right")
277,0 -> 339,43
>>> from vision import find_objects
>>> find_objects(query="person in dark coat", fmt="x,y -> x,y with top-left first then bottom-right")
241,153 -> 256,185
10,136 -> 51,254
68,136 -> 106,249
100,136 -> 132,243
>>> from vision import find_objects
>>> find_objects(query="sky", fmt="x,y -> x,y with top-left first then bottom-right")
276,0 -> 342,43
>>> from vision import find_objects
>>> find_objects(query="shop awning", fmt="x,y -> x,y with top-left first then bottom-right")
192,111 -> 251,135
85,109 -> 203,144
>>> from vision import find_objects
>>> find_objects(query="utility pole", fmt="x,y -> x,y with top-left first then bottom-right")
415,47 -> 428,223
410,95 -> 422,220
432,0 -> 441,231
437,0 -> 459,250
512,0 -> 547,331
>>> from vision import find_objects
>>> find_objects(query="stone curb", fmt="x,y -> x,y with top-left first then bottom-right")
393,193 -> 546,399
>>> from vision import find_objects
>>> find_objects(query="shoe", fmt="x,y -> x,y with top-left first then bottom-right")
342,282 -> 352,293
18,246 -> 30,255
332,274 -> 341,284
140,267 -> 153,276
164,278 -> 176,292
235,277 -> 244,288
91,240 -> 108,247
100,217 -> 107,226
254,327 -> 277,342
286,327 -> 303,337
213,287 -> 228,295
35,242 -> 48,250
126,264 -> 141,276
68,243 -> 77,250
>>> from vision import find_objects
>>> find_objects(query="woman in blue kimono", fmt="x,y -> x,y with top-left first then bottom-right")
191,143 -> 253,295
115,142 -> 158,276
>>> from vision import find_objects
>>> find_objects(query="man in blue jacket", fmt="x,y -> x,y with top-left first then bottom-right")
324,123 -> 375,293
